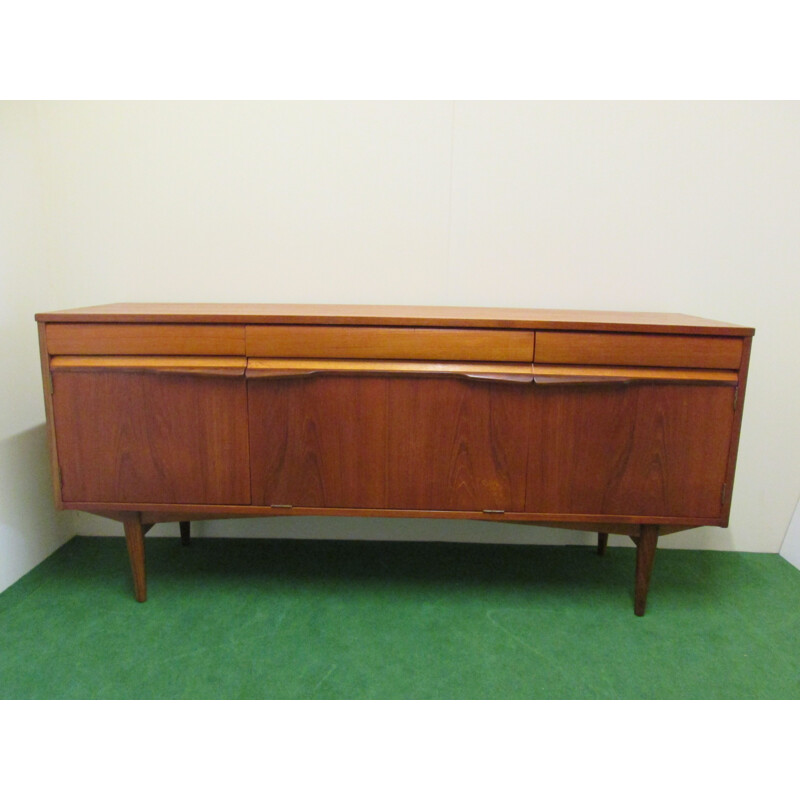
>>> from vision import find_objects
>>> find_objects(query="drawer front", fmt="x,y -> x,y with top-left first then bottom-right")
46,323 -> 246,356
246,325 -> 534,362
534,332 -> 742,369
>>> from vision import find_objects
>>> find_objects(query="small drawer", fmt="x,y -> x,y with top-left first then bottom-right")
534,332 -> 743,369
246,325 -> 535,362
46,323 -> 246,356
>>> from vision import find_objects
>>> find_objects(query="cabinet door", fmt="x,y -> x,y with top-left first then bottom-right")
248,373 -> 530,513
248,376 -> 388,508
526,383 -> 735,518
387,377 -> 530,512
52,370 -> 251,505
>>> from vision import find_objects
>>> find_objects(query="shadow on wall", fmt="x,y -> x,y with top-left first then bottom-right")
0,424 -> 73,592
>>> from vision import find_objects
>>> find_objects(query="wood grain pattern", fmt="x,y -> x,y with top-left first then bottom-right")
45,323 -> 245,355
52,371 -> 251,504
246,325 -> 534,361
35,304 -> 755,336
50,355 -> 246,376
535,332 -> 743,369
248,376 -> 388,508
387,377 -> 530,511
526,383 -> 736,518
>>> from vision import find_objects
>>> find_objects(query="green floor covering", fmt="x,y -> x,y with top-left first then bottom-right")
1,535 -> 799,699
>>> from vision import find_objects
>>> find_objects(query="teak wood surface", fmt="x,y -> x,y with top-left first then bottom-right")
246,324 -> 534,362
534,332 -> 743,369
386,377 -> 529,512
46,323 -> 246,355
36,303 -> 755,616
52,370 -> 251,505
525,383 -> 735,518
36,303 -> 754,335
249,376 -> 389,509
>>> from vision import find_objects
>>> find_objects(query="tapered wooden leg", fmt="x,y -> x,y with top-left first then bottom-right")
180,520 -> 191,546
634,524 -> 659,616
123,513 -> 147,602
597,532 -> 608,556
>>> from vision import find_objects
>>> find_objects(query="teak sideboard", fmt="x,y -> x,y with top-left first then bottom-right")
35,304 -> 754,615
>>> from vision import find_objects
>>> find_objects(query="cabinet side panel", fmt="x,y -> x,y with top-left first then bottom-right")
52,372 -> 251,504
248,376 -> 388,508
526,383 -> 735,518
387,378 -> 530,511
38,322 -> 63,508
720,336 -> 753,524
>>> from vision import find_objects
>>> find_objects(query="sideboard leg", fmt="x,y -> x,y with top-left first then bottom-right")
122,513 -> 147,602
180,520 -> 191,546
634,524 -> 659,616
597,532 -> 609,556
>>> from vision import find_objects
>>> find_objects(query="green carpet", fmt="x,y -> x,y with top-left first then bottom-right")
1,535 -> 799,699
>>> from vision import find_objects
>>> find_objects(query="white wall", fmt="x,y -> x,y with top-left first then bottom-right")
0,103 -> 73,593
3,101 -> 799,588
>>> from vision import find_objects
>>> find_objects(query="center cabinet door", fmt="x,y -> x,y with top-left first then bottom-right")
247,375 -> 530,512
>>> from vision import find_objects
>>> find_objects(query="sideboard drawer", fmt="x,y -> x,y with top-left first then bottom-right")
246,325 -> 534,362
535,332 -> 742,369
46,323 -> 246,356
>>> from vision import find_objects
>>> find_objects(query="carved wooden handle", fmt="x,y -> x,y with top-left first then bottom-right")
246,358 -> 534,383
49,356 -> 247,377
532,365 -> 738,385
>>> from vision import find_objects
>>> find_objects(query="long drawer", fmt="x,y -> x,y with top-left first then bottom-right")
46,323 -> 246,355
534,332 -> 743,369
246,325 -> 534,362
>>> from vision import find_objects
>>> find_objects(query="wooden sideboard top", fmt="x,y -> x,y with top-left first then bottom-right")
36,303 -> 755,336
